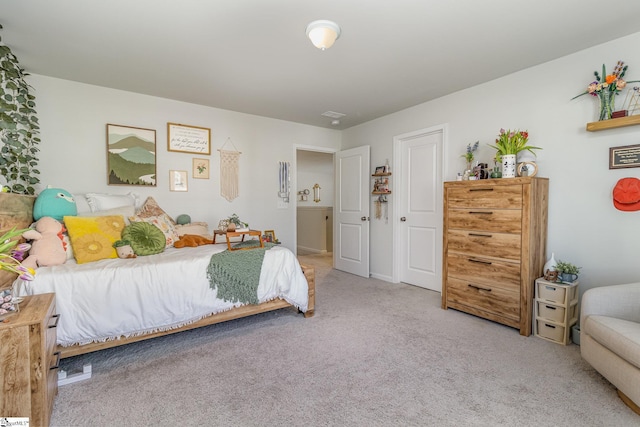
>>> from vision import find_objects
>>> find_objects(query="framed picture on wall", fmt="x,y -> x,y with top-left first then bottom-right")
192,158 -> 210,179
167,123 -> 211,154
169,170 -> 188,192
106,124 -> 157,186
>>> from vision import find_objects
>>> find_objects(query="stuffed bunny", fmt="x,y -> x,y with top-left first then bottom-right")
22,216 -> 68,269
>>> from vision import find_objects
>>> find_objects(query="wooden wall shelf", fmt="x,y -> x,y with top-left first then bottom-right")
586,115 -> 640,132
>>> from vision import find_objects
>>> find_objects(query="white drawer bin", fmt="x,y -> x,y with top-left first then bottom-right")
536,301 -> 578,323
537,282 -> 578,304
536,320 -> 568,344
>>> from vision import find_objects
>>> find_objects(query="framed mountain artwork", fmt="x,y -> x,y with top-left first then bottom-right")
106,124 -> 157,186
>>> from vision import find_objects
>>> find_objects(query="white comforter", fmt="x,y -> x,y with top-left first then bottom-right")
14,244 -> 309,347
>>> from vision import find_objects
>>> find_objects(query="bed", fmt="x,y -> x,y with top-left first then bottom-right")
13,243 -> 315,358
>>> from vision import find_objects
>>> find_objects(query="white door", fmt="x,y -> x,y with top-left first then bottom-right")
334,146 -> 370,277
395,127 -> 444,291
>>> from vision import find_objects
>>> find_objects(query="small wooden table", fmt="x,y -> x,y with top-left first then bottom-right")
225,229 -> 264,251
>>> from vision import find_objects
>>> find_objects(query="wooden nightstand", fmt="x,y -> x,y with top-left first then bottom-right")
0,293 -> 59,426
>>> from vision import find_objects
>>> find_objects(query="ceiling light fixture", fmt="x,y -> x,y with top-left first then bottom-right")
306,20 -> 341,50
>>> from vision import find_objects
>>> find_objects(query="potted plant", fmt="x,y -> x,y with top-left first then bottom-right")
227,213 -> 249,231
0,28 -> 41,282
555,260 -> 581,283
488,129 -> 541,178
113,239 -> 136,259
0,26 -> 41,196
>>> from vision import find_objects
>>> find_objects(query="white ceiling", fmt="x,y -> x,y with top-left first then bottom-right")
3,0 -> 640,129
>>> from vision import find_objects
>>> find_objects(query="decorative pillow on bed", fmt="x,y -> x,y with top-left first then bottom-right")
80,205 -> 136,225
128,213 -> 180,248
86,192 -> 139,212
63,215 -> 125,264
174,222 -> 210,237
135,197 -> 176,224
121,222 -> 166,256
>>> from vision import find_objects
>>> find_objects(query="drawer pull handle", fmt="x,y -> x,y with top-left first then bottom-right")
545,305 -> 557,310
469,188 -> 494,192
468,258 -> 492,265
468,284 -> 492,292
50,351 -> 61,371
544,323 -> 556,329
469,211 -> 493,215
545,285 -> 557,291
48,314 -> 60,329
468,233 -> 492,238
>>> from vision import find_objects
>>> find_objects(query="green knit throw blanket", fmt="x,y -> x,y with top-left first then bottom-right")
206,243 -> 275,304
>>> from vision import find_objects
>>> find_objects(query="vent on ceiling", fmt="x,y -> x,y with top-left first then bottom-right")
321,111 -> 346,119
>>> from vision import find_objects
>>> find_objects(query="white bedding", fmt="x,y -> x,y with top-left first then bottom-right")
13,244 -> 309,347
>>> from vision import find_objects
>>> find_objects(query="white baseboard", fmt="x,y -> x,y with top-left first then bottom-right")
297,246 -> 327,255
370,272 -> 394,283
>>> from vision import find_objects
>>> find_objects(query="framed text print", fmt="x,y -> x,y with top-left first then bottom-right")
167,123 -> 211,154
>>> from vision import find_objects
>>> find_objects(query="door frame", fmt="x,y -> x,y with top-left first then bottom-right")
293,144 -> 337,256
391,123 -> 448,284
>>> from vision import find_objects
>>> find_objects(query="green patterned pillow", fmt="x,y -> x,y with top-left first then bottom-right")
121,222 -> 166,256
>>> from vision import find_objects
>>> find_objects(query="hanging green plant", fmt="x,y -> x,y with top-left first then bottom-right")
0,24 -> 41,195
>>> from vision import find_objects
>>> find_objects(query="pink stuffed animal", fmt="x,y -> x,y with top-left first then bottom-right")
22,217 -> 68,269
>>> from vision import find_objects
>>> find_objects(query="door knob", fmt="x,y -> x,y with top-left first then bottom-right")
361,216 -> 367,221
400,217 -> 407,222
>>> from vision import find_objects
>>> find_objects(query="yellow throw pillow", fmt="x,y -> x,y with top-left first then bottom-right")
63,215 -> 125,264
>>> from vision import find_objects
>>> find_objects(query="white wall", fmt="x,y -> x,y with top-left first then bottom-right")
295,150 -> 334,207
29,75 -> 342,250
342,32 -> 640,296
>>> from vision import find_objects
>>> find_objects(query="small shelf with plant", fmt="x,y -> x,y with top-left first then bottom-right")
572,60 -> 640,131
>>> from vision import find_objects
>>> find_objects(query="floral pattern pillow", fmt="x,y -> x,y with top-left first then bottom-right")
135,197 -> 176,224
128,213 -> 180,248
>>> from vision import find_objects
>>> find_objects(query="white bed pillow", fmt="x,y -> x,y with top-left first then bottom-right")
72,194 -> 92,214
174,222 -> 210,237
86,192 -> 139,212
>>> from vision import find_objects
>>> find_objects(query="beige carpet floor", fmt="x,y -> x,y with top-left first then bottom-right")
51,261 -> 638,426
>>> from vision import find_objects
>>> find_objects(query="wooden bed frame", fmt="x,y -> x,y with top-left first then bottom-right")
58,265 -> 315,359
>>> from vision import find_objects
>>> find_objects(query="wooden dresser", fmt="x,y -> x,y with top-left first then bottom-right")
0,293 -> 59,426
442,177 -> 548,336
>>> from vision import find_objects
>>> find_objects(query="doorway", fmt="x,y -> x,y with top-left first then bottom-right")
295,148 -> 335,270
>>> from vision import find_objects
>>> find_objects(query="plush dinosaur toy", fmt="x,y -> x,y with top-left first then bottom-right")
173,234 -> 213,248
21,217 -> 68,269
33,187 -> 77,222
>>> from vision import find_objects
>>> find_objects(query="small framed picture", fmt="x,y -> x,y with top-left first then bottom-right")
192,158 -> 210,179
374,166 -> 386,175
169,170 -> 188,192
264,230 -> 276,243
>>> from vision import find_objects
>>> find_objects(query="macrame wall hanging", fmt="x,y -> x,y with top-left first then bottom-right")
218,138 -> 241,202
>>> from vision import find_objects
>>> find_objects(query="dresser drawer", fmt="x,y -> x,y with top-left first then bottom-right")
447,184 -> 523,209
447,229 -> 521,260
446,277 -> 520,321
447,252 -> 520,289
447,208 -> 522,233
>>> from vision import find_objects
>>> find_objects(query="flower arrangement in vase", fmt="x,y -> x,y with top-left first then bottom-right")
461,141 -> 479,173
488,129 -> 541,178
572,60 -> 639,121
0,227 -> 34,281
